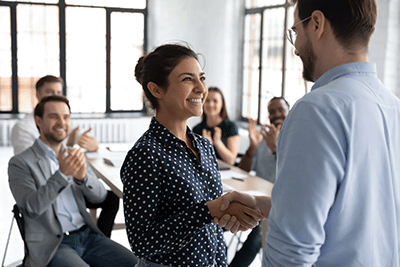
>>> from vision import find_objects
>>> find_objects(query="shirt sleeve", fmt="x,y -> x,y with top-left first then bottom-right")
264,101 -> 346,266
11,119 -> 38,155
121,148 -> 213,258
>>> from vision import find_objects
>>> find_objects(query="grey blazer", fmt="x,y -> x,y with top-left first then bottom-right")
8,139 -> 107,267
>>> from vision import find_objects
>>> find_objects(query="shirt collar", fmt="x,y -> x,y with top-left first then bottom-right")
311,62 -> 377,92
149,117 -> 199,149
37,138 -> 58,160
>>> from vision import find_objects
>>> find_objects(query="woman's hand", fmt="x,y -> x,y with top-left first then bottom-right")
212,127 -> 222,144
215,191 -> 271,233
202,129 -> 213,143
207,195 -> 263,232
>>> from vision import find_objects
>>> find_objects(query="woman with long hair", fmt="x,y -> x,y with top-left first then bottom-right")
193,87 -> 240,165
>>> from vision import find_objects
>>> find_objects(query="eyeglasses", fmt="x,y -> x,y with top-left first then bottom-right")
286,16 -> 311,46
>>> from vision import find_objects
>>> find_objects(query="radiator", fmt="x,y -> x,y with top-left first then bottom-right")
0,116 -> 152,146
72,117 -> 151,144
0,119 -> 17,146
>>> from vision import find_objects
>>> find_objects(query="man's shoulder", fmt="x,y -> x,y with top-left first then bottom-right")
12,113 -> 37,134
9,145 -> 37,165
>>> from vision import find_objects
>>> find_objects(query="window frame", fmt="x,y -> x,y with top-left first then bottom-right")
0,0 -> 148,114
241,1 -> 304,124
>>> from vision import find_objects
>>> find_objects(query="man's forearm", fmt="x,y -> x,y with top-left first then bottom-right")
238,147 -> 256,172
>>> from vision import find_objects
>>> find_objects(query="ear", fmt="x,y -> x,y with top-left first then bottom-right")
147,82 -> 163,100
34,116 -> 42,132
36,90 -> 41,101
310,10 -> 327,40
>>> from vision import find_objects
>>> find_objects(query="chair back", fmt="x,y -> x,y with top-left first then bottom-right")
12,205 -> 26,245
1,205 -> 25,267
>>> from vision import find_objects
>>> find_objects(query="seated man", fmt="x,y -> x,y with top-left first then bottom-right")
229,96 -> 289,267
238,96 -> 290,183
8,95 -> 137,267
10,75 -> 117,237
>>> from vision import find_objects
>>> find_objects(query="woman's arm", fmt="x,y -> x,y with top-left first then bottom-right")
121,149 -> 215,258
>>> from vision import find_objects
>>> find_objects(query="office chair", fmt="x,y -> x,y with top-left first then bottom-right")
2,205 -> 26,267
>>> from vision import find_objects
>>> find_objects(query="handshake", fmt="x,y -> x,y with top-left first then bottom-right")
206,191 -> 271,233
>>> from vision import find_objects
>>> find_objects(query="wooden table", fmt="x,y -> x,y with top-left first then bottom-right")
89,157 -> 124,199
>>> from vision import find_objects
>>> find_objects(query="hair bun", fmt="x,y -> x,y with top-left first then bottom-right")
135,56 -> 146,85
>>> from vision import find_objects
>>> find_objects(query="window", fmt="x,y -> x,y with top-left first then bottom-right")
0,6 -> 12,112
242,0 -> 311,124
0,0 -> 147,114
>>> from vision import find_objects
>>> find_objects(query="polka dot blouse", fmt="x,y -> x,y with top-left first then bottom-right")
120,118 -> 227,267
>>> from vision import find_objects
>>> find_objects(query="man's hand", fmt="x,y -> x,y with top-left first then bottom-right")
66,126 -> 80,147
78,128 -> 99,152
248,118 -> 263,148
57,147 -> 86,181
216,191 -> 272,233
207,195 -> 263,231
262,124 -> 281,154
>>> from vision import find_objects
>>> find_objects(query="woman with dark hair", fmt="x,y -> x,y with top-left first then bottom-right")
120,43 -> 261,267
193,87 -> 240,165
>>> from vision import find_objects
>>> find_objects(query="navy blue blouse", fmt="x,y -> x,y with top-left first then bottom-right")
121,117 -> 227,266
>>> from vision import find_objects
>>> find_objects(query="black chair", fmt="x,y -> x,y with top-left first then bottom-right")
2,205 -> 26,267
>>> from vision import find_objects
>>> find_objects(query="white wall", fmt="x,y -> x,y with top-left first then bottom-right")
147,0 -> 245,121
370,0 -> 400,97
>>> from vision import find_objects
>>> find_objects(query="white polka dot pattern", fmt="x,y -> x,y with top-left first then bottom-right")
120,118 -> 227,266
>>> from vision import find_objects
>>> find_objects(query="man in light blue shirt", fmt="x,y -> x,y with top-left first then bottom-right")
217,0 -> 400,266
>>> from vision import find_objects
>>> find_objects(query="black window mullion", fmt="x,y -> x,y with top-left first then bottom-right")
143,0 -> 148,54
106,9 -> 111,112
257,11 -> 264,124
281,3 -> 290,98
11,3 -> 17,113
59,0 -> 66,95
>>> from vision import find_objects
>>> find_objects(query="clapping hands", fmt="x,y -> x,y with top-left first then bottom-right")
202,127 -> 222,145
67,126 -> 99,152
57,146 -> 87,181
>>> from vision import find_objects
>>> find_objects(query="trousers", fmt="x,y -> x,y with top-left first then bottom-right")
47,225 -> 137,267
85,190 -> 119,237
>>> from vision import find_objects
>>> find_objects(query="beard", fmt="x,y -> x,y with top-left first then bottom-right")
300,34 -> 317,82
42,131 -> 66,146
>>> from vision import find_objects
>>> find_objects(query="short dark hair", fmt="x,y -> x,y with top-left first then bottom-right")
34,95 -> 71,132
269,96 -> 290,109
36,75 -> 64,92
134,43 -> 199,110
34,95 -> 70,119
201,87 -> 229,123
291,0 -> 377,49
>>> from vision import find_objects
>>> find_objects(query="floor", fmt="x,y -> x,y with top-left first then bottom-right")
0,145 -> 261,267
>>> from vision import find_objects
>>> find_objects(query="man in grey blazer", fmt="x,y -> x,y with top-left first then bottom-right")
8,95 -> 137,267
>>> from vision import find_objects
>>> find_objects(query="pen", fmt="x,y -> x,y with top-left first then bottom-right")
232,177 -> 245,182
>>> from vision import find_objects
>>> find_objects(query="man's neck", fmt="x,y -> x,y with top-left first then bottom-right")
39,136 -> 63,154
314,45 -> 369,82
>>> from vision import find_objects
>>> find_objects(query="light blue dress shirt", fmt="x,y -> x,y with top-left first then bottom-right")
37,139 -> 86,233
263,62 -> 400,266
